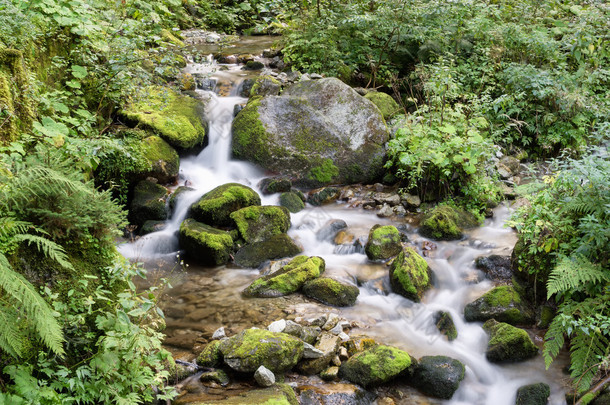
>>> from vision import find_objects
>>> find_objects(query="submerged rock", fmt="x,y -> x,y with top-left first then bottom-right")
190,183 -> 261,227
234,233 -> 302,268
316,219 -> 348,242
243,256 -> 325,297
230,205 -> 291,243
339,345 -> 412,388
219,328 -> 304,373
302,277 -> 360,307
129,180 -> 167,227
419,204 -> 478,241
179,219 -> 233,266
232,78 -> 389,186
389,247 -> 432,302
483,319 -> 538,363
279,192 -> 305,213
464,285 -> 535,325
410,356 -> 465,399
365,225 -> 402,261
515,383 -> 551,405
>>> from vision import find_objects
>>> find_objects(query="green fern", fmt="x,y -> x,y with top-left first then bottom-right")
547,255 -> 608,298
570,329 -> 609,393
543,312 -> 567,368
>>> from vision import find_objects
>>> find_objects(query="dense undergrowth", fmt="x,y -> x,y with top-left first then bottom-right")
0,0 -> 609,402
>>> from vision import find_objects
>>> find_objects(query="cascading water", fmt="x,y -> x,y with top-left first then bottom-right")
118,51 -> 567,404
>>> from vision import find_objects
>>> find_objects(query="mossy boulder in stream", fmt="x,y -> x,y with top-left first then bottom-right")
365,225 -> 402,261
191,384 -> 298,405
119,86 -> 207,150
138,135 -> 180,183
339,345 -> 412,388
232,78 -> 389,186
434,311 -> 458,341
234,233 -> 302,268
419,204 -> 478,241
279,192 -> 305,213
179,218 -> 234,266
302,277 -> 360,307
129,180 -> 167,227
389,247 -> 432,302
483,320 -> 538,363
364,91 -> 400,120
219,328 -> 304,373
464,285 -> 535,325
190,183 -> 261,227
244,255 -> 325,297
230,205 -> 291,243
410,356 -> 466,399
515,383 -> 551,405
197,340 -> 223,368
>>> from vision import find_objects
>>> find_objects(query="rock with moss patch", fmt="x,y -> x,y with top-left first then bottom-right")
464,285 -> 535,325
234,233 -> 302,268
250,75 -> 281,97
139,135 -> 180,183
483,319 -> 538,362
515,382 -> 550,405
190,183 -> 261,227
232,78 -> 389,187
434,311 -> 458,341
280,192 -> 305,213
365,225 -> 402,261
339,345 -> 412,388
259,177 -> 291,194
129,180 -> 167,227
410,356 -> 465,399
192,384 -> 298,405
364,92 -> 400,120
308,187 -> 341,206
120,86 -> 207,150
244,255 -> 324,297
302,278 -> 359,307
230,205 -> 291,243
200,369 -> 230,386
197,340 -> 223,368
420,204 -> 478,241
219,328 -> 304,373
179,218 -> 234,266
389,247 -> 432,302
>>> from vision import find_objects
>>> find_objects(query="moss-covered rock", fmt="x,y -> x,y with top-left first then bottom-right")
339,345 -> 412,388
307,187 -> 340,206
364,92 -> 400,120
464,285 -> 535,325
119,86 -> 207,150
0,49 -> 35,143
234,233 -> 302,268
230,205 -> 291,244
344,337 -> 378,357
419,204 -> 478,241
365,225 -> 402,261
250,75 -> 281,97
259,177 -> 291,194
279,192 -> 305,213
219,328 -> 304,373
410,356 -> 465,399
232,78 -> 389,187
190,384 -> 298,405
389,247 -> 432,302
515,383 -> 551,405
190,183 -> 261,227
129,180 -> 167,227
475,254 -> 513,281
434,311 -> 458,341
483,320 -> 538,363
197,340 -> 223,368
139,220 -> 166,235
139,135 -> 180,184
302,277 -> 360,307
179,218 -> 234,266
243,255 -> 324,297
200,369 -> 230,386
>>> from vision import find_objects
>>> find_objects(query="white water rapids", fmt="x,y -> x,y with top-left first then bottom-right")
117,57 -> 568,405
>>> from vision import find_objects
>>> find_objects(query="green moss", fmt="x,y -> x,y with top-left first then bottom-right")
250,75 -> 281,97
464,285 -> 535,325
308,158 -> 339,184
434,311 -> 458,341
420,204 -> 464,240
0,49 -> 34,143
197,340 -> 223,368
244,256 -> 325,297
302,277 -> 360,307
160,28 -> 185,47
179,218 -> 234,266
279,192 -> 305,213
129,180 -> 168,227
120,86 -> 207,150
230,205 -> 290,243
193,384 -> 297,405
364,92 -> 400,120
219,329 -> 304,373
339,345 -> 412,387
483,320 -> 538,363
389,247 -> 431,302
190,183 -> 261,227
365,225 -> 402,260
232,98 -> 273,164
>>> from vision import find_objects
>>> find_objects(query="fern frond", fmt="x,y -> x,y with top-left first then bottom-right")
0,301 -> 25,358
570,330 -> 610,393
13,234 -> 74,271
543,313 -> 567,368
547,255 -> 608,298
0,217 -> 32,240
0,254 -> 65,358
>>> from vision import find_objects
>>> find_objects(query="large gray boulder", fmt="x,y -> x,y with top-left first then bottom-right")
232,78 -> 389,186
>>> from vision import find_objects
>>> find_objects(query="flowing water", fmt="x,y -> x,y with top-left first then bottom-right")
118,51 -> 569,405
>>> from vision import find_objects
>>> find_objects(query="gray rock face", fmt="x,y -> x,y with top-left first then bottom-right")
254,365 -> 276,387
232,78 -> 389,186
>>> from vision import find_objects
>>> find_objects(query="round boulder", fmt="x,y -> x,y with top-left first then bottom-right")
483,319 -> 538,363
129,180 -> 167,227
411,356 -> 465,399
365,225 -> 402,261
230,205 -> 291,243
389,247 -> 432,302
190,183 -> 261,227
279,192 -> 305,213
234,233 -> 302,268
464,285 -> 535,325
179,218 -> 234,266
339,345 -> 412,388
302,277 -> 360,307
515,383 -> 551,405
419,204 -> 478,241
